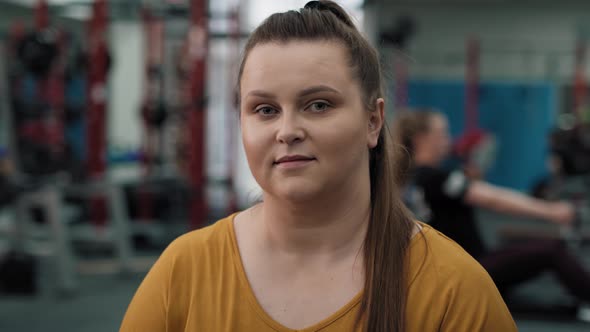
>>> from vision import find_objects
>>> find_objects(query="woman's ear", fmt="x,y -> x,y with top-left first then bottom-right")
368,98 -> 385,148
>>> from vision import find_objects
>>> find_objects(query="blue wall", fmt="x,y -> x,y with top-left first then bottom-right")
405,80 -> 557,191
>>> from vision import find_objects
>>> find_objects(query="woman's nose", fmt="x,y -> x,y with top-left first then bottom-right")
275,111 -> 306,145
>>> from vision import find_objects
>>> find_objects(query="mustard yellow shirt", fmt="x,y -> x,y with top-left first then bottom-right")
120,214 -> 517,331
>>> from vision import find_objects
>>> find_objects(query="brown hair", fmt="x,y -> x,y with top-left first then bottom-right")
237,1 -> 414,331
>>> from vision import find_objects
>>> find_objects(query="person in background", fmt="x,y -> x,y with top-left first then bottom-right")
120,2 -> 516,331
394,110 -> 590,322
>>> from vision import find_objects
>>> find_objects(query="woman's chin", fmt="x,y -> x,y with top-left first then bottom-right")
270,183 -> 324,204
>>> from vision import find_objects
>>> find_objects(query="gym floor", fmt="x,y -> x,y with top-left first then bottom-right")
1,210 -> 589,331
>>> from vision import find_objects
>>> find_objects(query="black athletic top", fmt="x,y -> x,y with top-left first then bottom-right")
407,165 -> 487,259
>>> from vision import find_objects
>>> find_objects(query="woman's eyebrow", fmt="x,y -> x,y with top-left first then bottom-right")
244,85 -> 340,100
297,85 -> 341,98
245,90 -> 276,99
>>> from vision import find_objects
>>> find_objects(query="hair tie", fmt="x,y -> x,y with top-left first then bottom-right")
304,1 -> 326,10
304,1 -> 350,26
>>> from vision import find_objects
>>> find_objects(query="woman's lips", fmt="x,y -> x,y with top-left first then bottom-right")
274,155 -> 316,169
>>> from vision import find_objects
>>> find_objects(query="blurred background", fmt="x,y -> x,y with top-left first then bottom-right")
0,0 -> 589,331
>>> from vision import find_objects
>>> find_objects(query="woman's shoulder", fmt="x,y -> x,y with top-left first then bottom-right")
161,214 -> 237,261
408,223 -> 517,331
410,223 -> 493,287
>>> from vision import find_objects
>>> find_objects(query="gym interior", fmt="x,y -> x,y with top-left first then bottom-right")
0,0 -> 589,331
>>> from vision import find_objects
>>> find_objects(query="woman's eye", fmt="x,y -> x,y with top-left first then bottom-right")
308,102 -> 330,113
255,106 -> 278,116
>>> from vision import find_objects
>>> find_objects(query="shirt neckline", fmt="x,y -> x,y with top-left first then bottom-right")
225,213 -> 431,332
226,213 -> 363,331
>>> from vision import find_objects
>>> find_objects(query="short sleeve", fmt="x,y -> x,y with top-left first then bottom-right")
119,240 -> 181,332
419,168 -> 470,203
441,170 -> 469,199
439,264 -> 517,332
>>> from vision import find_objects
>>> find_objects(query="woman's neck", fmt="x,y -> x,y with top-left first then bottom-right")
257,184 -> 370,259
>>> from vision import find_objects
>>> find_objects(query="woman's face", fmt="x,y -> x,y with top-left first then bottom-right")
239,40 -> 383,203
416,114 -> 452,163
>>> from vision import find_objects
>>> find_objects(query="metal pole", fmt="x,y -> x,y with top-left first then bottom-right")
465,37 -> 480,132
187,0 -> 208,229
226,4 -> 240,214
87,0 -> 109,229
35,0 -> 49,30
573,40 -> 588,122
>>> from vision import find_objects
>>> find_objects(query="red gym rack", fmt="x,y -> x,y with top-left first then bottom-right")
186,0 -> 208,229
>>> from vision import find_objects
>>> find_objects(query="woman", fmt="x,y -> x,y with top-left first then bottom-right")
120,2 -> 516,331
394,110 -> 590,315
